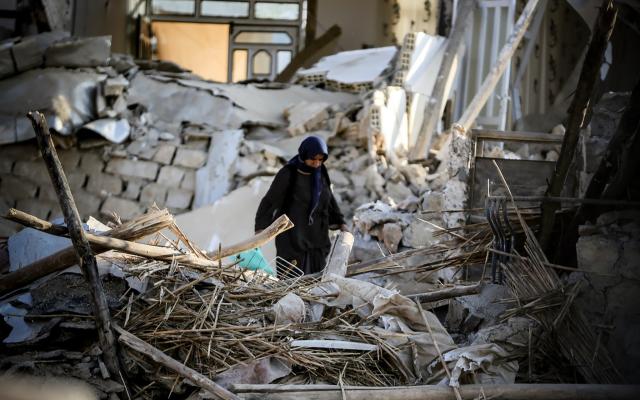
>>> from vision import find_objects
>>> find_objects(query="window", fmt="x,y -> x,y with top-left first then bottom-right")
254,2 -> 299,20
201,1 -> 249,17
235,31 -> 292,44
252,50 -> 271,74
232,49 -> 248,81
151,0 -> 195,15
276,50 -> 291,73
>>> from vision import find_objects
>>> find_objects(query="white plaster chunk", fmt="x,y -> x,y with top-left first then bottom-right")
381,223 -> 403,253
272,293 -> 306,324
385,181 -> 414,204
103,75 -> 129,97
194,129 -> 243,208
402,219 -> 435,249
328,168 -> 350,187
284,101 -> 330,136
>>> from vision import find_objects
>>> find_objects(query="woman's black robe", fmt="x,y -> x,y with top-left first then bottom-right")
255,164 -> 345,275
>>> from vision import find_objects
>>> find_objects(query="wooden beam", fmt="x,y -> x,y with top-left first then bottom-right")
0,208 -> 173,296
408,283 -> 481,303
27,111 -> 122,379
453,0 -> 542,135
231,383 -> 640,400
304,0 -> 317,48
275,24 -> 341,83
409,0 -> 475,161
539,0 -> 618,250
207,214 -> 293,260
115,325 -> 240,400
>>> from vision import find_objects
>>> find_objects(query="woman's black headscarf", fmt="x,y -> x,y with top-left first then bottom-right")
287,135 -> 328,225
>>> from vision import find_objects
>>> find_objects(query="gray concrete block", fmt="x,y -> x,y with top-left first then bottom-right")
79,151 -> 106,174
140,183 -> 168,206
166,188 -> 193,209
173,148 -> 207,169
0,174 -> 38,200
153,144 -> 176,165
101,196 -> 143,221
105,159 -> 159,180
59,150 -> 81,171
0,158 -> 13,174
87,173 -> 123,196
122,180 -> 143,200
181,170 -> 196,191
157,166 -> 185,186
15,198 -> 60,221
74,190 -> 102,217
13,160 -> 50,185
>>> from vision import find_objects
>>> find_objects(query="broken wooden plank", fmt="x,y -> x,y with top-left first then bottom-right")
27,110 -> 121,379
453,0 -> 542,135
408,284 -> 481,303
275,25 -> 341,83
539,0 -> 618,250
0,208 -> 173,296
208,214 -> 293,260
115,324 -> 240,400
230,383 -> 640,399
409,0 -> 475,161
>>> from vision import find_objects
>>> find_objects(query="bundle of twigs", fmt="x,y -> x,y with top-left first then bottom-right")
115,258 -> 410,391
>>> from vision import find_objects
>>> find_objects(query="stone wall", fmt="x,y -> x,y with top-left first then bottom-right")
0,136 -> 209,235
571,210 -> 640,383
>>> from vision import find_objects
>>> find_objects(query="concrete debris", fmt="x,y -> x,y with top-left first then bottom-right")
45,36 -> 112,68
296,47 -> 397,92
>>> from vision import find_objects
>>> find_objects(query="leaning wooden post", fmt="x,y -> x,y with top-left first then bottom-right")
409,0 -> 476,161
539,0 -> 617,250
27,111 -> 122,378
453,0 -> 541,135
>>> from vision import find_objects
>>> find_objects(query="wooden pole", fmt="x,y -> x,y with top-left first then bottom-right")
231,383 -> 640,400
539,0 -> 617,250
453,0 -> 541,135
304,0 -> 317,48
275,25 -> 341,83
27,111 -> 121,378
115,325 -> 240,400
409,0 -> 475,161
408,283 -> 481,303
0,208 -> 174,296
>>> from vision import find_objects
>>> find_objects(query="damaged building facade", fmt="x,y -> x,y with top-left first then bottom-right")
0,0 -> 639,399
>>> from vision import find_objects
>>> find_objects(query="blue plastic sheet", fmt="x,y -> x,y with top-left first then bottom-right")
234,248 -> 275,276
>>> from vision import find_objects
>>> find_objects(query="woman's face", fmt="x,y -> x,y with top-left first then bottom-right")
304,154 -> 325,169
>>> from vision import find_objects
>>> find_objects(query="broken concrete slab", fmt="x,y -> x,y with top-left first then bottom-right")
44,35 -> 112,68
80,118 -> 130,144
0,68 -> 105,141
284,101 -> 330,136
12,32 -> 70,72
194,130 -> 243,208
297,47 -> 397,89
175,177 -> 275,261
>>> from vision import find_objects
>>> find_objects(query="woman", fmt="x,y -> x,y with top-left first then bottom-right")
255,136 -> 348,275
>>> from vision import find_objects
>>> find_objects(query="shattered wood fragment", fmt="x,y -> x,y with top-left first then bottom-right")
115,325 -> 240,400
207,214 -> 293,260
408,283 -> 481,303
231,383 -> 640,400
454,0 -> 542,135
540,0 -> 618,250
409,0 -> 475,161
27,110 -> 122,380
0,208 -> 173,296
